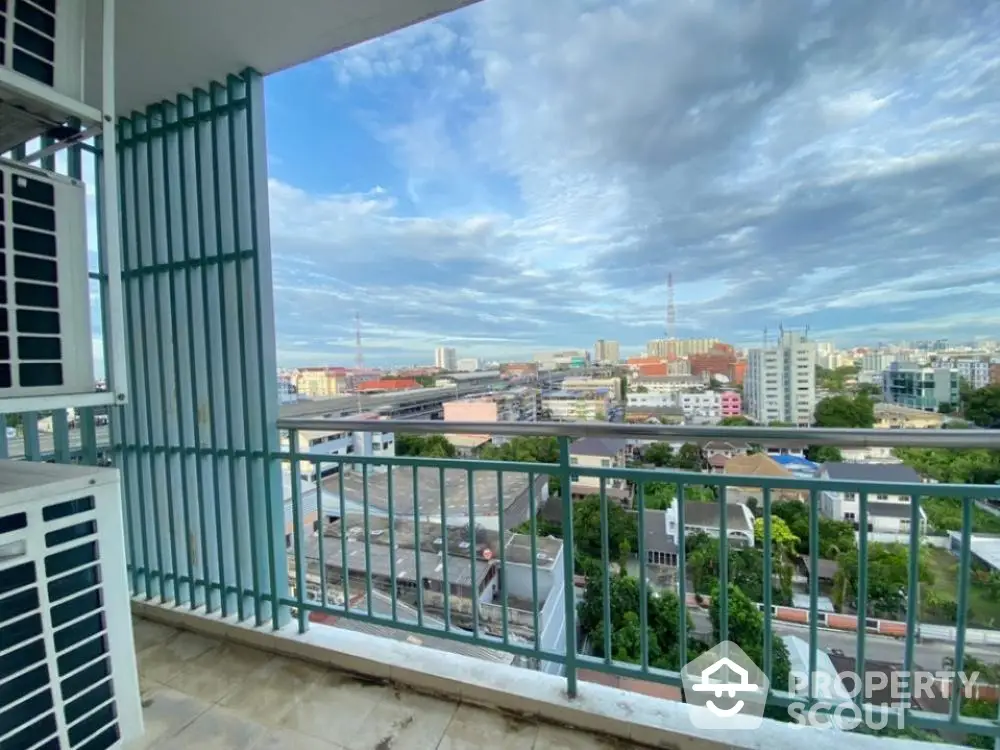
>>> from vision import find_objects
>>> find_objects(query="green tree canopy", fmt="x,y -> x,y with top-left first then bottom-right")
815,364 -> 860,392
720,415 -> 753,426
965,385 -> 1000,427
686,534 -> 793,605
478,436 -> 559,463
580,573 -> 704,670
709,583 -> 792,691
804,445 -> 843,464
894,447 -> 1000,485
644,442 -> 674,467
753,516 -> 798,549
769,501 -> 856,557
814,393 -> 875,428
395,434 -> 456,458
833,542 -> 932,617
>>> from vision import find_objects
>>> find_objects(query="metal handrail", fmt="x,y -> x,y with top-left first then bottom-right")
276,417 -> 1000,449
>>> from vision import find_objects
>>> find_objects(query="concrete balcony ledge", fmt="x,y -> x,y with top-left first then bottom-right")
132,599 -> 958,750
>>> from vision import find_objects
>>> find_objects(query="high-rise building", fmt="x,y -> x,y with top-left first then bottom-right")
745,331 -> 816,425
646,338 -> 722,358
594,339 -> 620,363
883,363 -> 960,411
434,347 -> 457,371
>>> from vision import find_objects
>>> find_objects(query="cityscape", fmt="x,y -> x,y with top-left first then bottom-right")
269,328 -> 1000,747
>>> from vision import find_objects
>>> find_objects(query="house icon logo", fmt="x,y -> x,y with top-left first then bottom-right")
681,641 -> 769,730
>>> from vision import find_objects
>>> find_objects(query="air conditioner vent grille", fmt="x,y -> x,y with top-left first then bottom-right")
7,0 -> 57,87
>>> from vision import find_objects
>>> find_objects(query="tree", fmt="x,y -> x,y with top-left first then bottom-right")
833,542 -> 932,617
395,434 -> 456,458
580,573 -> 704,670
709,583 -> 791,691
745,497 -> 759,516
619,376 -> 628,402
686,533 -> 792,605
478,436 -> 559,463
965,385 -> 1000,427
720,415 -> 753,427
804,445 -> 842,464
814,393 -> 875,428
938,402 -> 954,414
674,443 -> 703,471
769,501 -> 856,558
815,364 -> 860,393
571,495 -> 638,565
644,442 -> 674,467
643,481 -> 675,510
618,539 -> 632,571
635,385 -> 649,393
753,516 -> 798,550
894,447 -> 1000,485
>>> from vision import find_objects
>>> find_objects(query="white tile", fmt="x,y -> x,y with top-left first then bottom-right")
342,689 -> 457,750
137,631 -> 221,684
278,670 -> 389,741
251,727 -> 347,750
125,685 -> 210,749
438,704 -> 538,750
155,705 -> 267,750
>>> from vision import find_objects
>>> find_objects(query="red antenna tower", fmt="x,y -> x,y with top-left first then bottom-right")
354,312 -> 363,412
667,272 -> 677,345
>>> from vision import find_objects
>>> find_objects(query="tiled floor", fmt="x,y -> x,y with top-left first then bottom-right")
129,617 -> 628,750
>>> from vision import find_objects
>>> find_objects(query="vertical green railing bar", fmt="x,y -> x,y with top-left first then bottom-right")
637,481 -> 649,672
558,437 -> 578,697
903,494 -> 922,716
119,119 -> 152,598
316,469 -> 327,609
0,416 -> 8,459
676,483 -> 687,669
242,69 -> 285,628
226,75 -> 262,625
599,477 -> 612,664
528,473 -> 540,654
387,465 -> 398,622
52,410 -> 70,464
289,430 -> 307,633
497,471 -> 508,645
412,468 -> 424,627
808,487 -> 820,698
22,415 -> 39,462
855,491 -> 869,707
208,82 -> 245,622
438,465 -> 451,631
951,496 -> 973,722
145,104 -> 180,605
761,487 -> 773,681
362,463 -> 374,617
717,481 -> 728,645
467,468 -> 479,638
338,467 -> 350,614
131,111 -> 167,600
160,100 -> 196,609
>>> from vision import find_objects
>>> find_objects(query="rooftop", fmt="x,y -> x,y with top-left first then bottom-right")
357,379 -> 421,392
504,533 -> 563,569
569,437 -> 628,457
335,467 -> 543,529
683,502 -> 754,533
723,452 -> 793,479
822,462 -> 922,484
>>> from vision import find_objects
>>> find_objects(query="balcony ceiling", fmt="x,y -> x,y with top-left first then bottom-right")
94,0 -> 480,114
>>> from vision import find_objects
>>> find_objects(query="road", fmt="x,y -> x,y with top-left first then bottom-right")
688,609 -> 1000,668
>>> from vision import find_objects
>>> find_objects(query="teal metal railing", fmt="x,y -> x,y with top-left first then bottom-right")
6,410 -> 1000,743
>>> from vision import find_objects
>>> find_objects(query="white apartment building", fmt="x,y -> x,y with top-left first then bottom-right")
631,374 -> 707,395
280,418 -> 395,499
594,339 -> 620,363
745,330 -> 816,425
944,358 -> 990,390
541,390 -> 612,422
862,350 -> 893,375
819,463 -> 927,536
562,376 -> 623,401
627,391 -> 738,424
456,357 -> 481,372
434,346 -> 458,371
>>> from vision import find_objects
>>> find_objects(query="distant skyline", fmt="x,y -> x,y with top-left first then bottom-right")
265,1 -> 1000,368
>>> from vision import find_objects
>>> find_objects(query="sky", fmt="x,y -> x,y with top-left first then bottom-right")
264,0 -> 1000,368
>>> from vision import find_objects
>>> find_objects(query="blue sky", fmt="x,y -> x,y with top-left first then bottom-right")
264,0 -> 1000,367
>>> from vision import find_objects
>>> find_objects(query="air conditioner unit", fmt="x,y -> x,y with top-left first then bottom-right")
0,158 -> 92,399
0,0 -> 86,152
0,461 -> 143,749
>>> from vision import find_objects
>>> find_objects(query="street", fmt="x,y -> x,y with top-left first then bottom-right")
687,608 -> 1000,669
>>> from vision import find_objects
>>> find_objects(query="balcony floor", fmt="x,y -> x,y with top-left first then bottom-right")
128,617 -> 623,750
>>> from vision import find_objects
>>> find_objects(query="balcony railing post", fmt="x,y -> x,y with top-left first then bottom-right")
558,436 -> 578,697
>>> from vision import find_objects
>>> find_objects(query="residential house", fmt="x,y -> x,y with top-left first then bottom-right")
723,453 -> 807,504
664,501 -> 755,549
819,463 -> 927,535
568,437 -> 632,503
701,440 -> 751,462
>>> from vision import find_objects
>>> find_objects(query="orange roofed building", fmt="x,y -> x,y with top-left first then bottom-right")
356,378 -> 421,393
